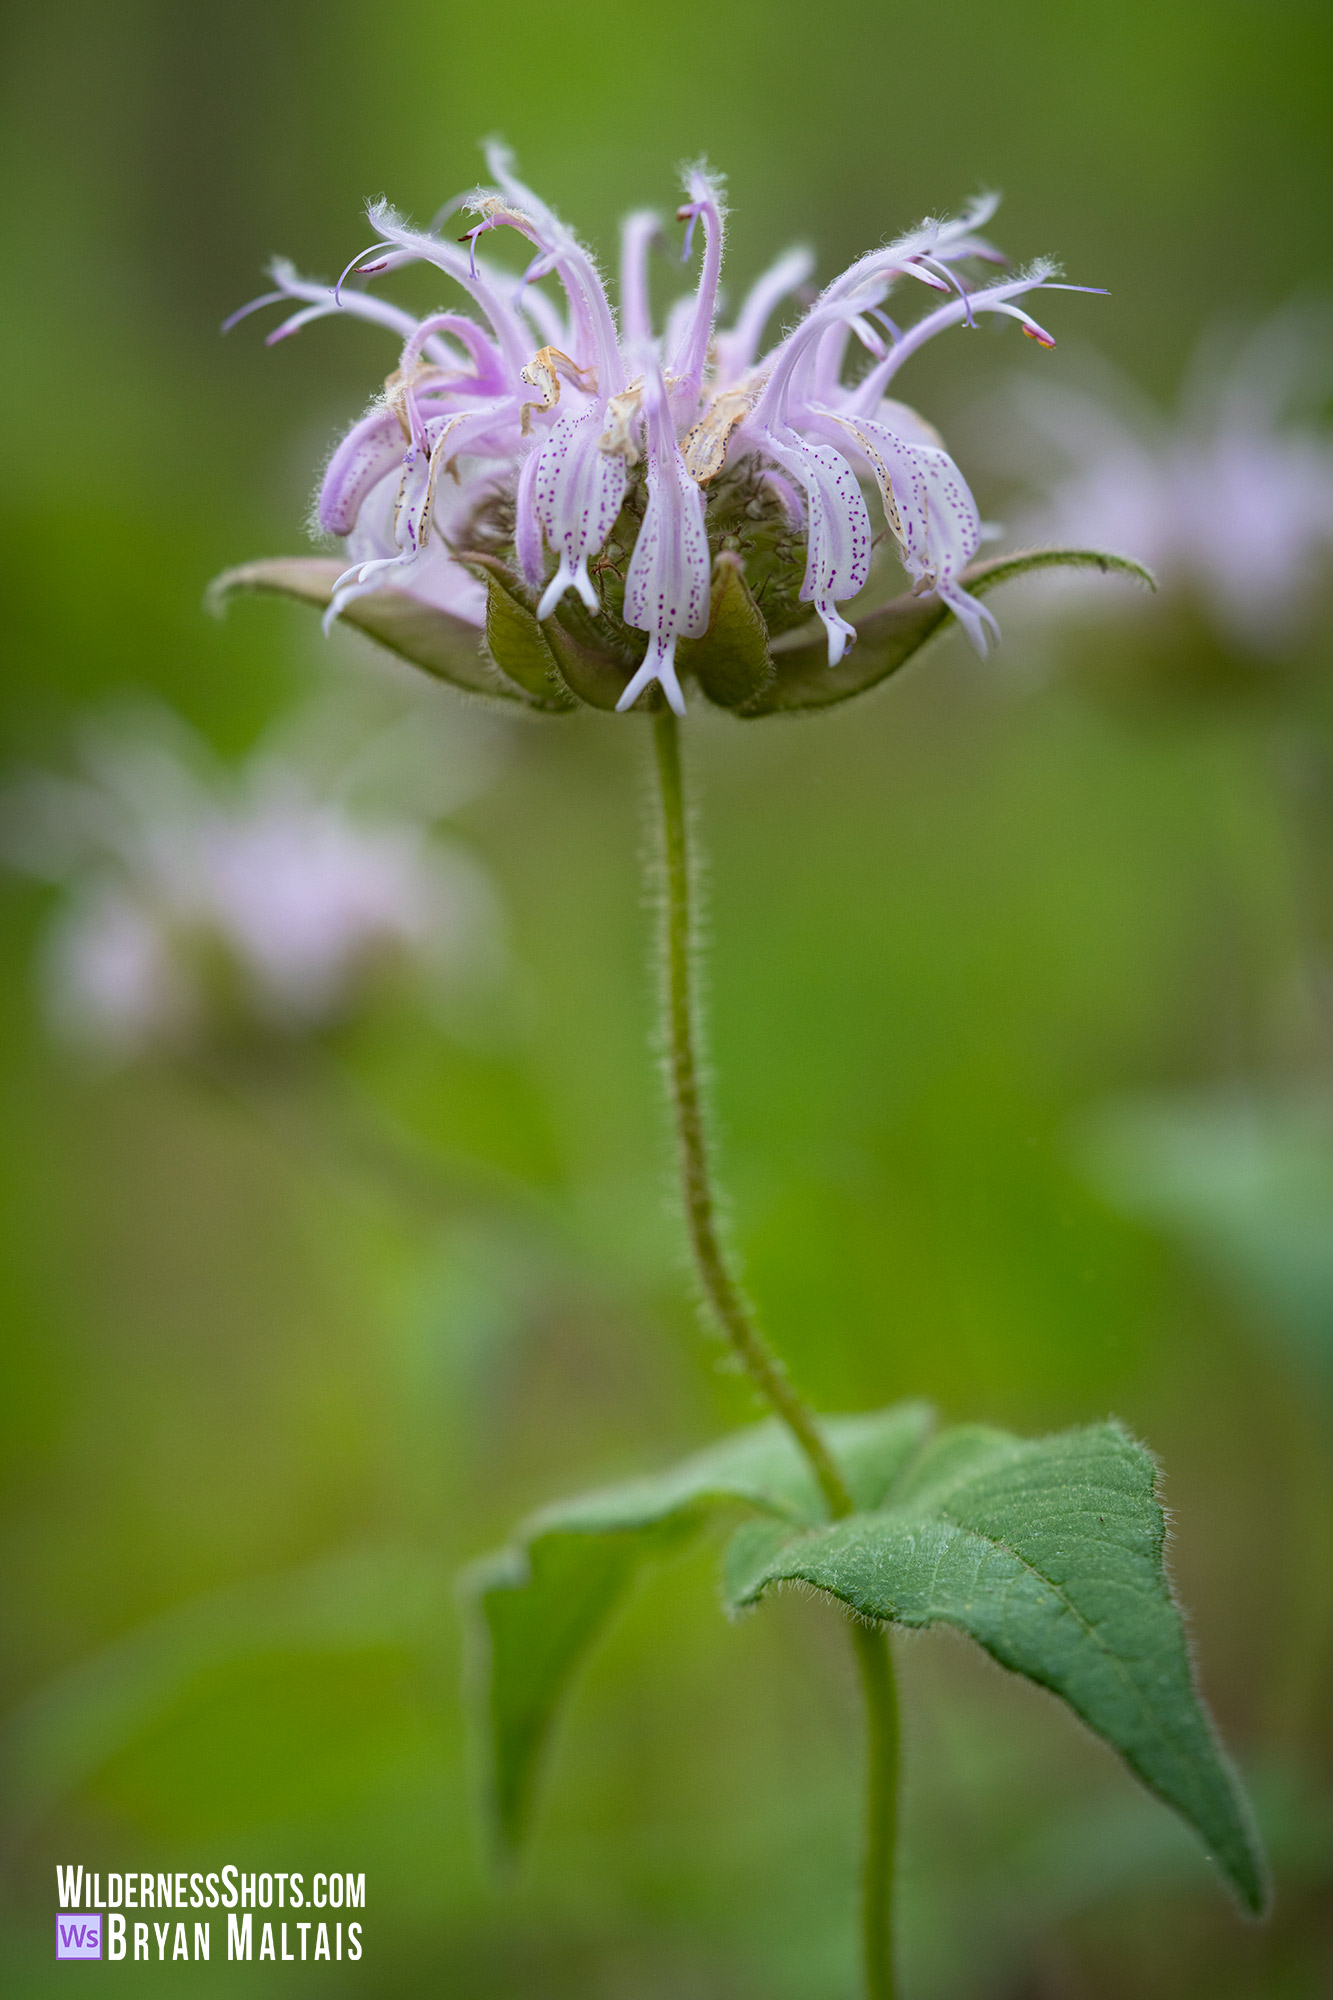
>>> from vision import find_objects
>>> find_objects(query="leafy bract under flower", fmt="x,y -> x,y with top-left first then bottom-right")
222,146 -> 1141,713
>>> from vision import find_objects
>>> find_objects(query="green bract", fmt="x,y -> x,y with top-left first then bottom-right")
211,546 -> 1153,717
465,1404 -> 1267,1915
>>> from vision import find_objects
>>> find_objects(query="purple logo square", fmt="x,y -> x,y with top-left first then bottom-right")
56,1915 -> 102,1960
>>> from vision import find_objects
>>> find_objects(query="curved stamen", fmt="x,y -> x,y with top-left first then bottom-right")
335,241 -> 396,304
228,262 -> 451,354
815,192 -> 1000,312
915,254 -> 976,327
482,142 -> 625,395
845,265 -> 1065,415
987,302 -> 1058,347
365,202 -> 535,379
459,212 -> 510,280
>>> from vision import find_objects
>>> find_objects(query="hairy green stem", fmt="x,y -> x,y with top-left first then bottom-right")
651,707 -> 900,1998
851,1624 -> 901,2000
652,707 -> 853,1518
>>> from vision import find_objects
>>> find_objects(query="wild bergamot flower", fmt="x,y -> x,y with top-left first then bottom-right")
1,706 -> 498,1056
1003,301 -> 1333,658
208,152 -> 1266,2000
219,146 -> 1141,716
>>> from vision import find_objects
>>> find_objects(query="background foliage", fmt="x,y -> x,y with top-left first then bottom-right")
2,0 -> 1332,1993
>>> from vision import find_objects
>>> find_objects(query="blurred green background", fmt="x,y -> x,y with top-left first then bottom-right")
2,0 -> 1333,1993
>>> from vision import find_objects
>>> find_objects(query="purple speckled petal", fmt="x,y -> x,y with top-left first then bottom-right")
757,430 -> 872,663
514,446 -> 546,590
619,365 -> 711,715
937,578 -> 1001,655
825,411 -> 993,651
532,407 -> 628,618
319,410 -> 407,537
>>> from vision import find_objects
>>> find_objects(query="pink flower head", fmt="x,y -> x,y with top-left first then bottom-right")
1003,302 -> 1333,656
2,708 -> 501,1055
230,148 -> 1100,712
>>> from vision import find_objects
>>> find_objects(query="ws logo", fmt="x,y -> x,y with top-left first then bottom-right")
57,1915 -> 102,1960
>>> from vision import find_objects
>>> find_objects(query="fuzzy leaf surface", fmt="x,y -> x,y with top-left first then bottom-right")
679,552 -> 775,710
725,1420 -> 1266,1913
750,547 -> 1155,714
457,554 -> 577,709
541,610 -> 639,710
210,556 -> 544,704
466,1404 -> 933,1852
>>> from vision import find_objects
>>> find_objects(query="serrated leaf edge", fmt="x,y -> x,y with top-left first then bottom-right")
726,1420 -> 1268,1917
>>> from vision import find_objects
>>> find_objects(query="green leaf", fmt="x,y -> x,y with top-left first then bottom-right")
456,554 -> 577,710
725,1419 -> 1267,1914
465,1403 -> 933,1853
209,556 -> 551,706
541,608 -> 641,711
748,547 -> 1156,716
678,552 -> 775,710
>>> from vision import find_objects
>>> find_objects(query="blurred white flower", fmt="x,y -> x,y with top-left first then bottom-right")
0,703 -> 504,1057
1001,303 -> 1333,655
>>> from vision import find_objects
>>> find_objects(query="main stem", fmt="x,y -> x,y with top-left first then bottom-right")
851,1623 -> 901,2000
651,707 -> 900,2000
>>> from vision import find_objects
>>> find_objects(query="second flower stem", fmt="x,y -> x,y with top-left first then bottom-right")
651,706 -> 900,2000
